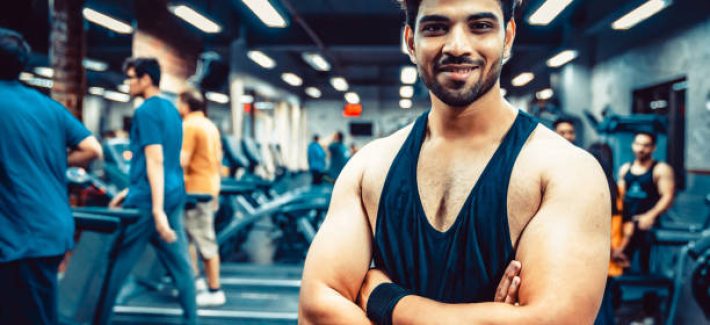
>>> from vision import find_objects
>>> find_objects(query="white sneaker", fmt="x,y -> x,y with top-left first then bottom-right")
195,278 -> 207,292
196,290 -> 226,307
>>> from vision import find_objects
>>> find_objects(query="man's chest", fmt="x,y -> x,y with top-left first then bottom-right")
362,152 -> 542,246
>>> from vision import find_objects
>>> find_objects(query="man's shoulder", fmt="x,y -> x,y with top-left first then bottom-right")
138,96 -> 172,111
182,115 -> 199,128
3,82 -> 63,112
523,125 -> 601,180
653,161 -> 673,175
358,123 -> 413,163
350,123 -> 414,184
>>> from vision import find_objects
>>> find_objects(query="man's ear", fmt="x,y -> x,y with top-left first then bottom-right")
404,24 -> 417,64
140,74 -> 152,88
502,19 -> 516,65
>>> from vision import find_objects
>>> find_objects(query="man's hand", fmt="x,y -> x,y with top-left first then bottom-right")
634,212 -> 656,230
611,248 -> 630,267
154,209 -> 177,243
493,260 -> 522,304
109,189 -> 128,208
358,260 -> 523,314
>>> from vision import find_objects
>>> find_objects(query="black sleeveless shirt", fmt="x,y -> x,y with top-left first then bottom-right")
373,110 -> 538,303
622,161 -> 660,222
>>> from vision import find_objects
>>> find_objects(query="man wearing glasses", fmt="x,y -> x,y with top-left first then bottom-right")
98,57 -> 197,325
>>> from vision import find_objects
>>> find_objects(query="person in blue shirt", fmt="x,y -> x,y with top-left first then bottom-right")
100,57 -> 197,325
0,28 -> 103,325
307,134 -> 327,184
327,131 -> 350,181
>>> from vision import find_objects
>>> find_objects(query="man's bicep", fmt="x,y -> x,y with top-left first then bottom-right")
302,159 -> 373,302
657,164 -> 675,196
144,144 -> 163,162
136,110 -> 162,147
515,155 -> 610,322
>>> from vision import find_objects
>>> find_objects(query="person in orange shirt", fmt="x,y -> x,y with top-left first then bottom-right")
588,142 -> 629,324
177,89 -> 225,306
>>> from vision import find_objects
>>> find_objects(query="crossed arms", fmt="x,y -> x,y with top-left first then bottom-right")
299,146 -> 611,324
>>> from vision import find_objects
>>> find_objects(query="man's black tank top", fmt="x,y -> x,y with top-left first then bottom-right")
622,161 -> 660,222
373,110 -> 538,303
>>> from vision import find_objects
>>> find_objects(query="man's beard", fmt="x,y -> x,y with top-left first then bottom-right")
420,55 -> 502,108
636,152 -> 651,162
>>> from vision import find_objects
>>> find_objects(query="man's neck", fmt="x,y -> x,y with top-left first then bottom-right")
186,111 -> 205,118
142,86 -> 160,100
634,158 -> 654,169
427,85 -> 516,141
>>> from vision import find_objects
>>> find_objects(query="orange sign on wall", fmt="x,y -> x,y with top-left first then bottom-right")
343,103 -> 362,117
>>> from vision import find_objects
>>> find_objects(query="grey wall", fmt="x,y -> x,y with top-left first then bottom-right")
589,18 -> 710,172
557,62 -> 593,146
552,18 -> 710,197
304,99 -> 428,149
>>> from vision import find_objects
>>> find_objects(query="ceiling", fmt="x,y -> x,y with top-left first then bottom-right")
1,0 -> 708,103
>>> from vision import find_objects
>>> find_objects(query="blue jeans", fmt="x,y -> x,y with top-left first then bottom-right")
94,203 -> 197,324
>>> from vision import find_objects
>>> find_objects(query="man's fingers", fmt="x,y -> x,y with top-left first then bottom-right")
507,260 -> 522,276
495,260 -> 522,302
504,276 -> 521,304
161,229 -> 177,243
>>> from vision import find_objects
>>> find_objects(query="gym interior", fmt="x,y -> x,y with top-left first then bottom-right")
1,0 -> 709,324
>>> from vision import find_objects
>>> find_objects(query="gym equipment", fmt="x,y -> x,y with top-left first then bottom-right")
102,138 -> 131,190
664,194 -> 710,324
584,110 -> 668,177
58,207 -> 140,325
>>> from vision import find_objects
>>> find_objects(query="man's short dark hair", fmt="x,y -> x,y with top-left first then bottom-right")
178,88 -> 206,113
635,131 -> 656,145
398,0 -> 520,29
313,134 -> 320,142
123,57 -> 161,87
335,131 -> 344,141
553,117 -> 575,130
0,28 -> 31,80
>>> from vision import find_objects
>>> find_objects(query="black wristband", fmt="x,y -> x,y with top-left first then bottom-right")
366,283 -> 410,325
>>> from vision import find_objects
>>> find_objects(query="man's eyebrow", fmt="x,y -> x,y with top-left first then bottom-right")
418,15 -> 450,25
418,12 -> 500,25
468,12 -> 499,22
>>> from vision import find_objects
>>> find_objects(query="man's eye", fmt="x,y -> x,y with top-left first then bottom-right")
422,24 -> 446,33
470,22 -> 493,30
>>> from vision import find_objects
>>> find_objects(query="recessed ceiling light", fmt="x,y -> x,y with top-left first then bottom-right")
83,8 -> 133,34
247,50 -> 276,69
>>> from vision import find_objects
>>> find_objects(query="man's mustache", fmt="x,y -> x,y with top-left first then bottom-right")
435,56 -> 484,70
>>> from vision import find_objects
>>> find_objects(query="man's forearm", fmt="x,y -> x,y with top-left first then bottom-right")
68,149 -> 98,167
392,295 -> 574,325
618,222 -> 635,250
300,285 -> 370,325
146,158 -> 164,213
648,194 -> 673,220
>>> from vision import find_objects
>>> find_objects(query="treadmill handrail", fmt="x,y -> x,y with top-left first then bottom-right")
72,212 -> 121,234
217,189 -> 330,244
72,207 -> 141,225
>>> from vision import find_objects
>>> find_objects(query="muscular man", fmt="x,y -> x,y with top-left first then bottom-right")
553,117 -> 576,143
299,0 -> 611,324
0,28 -> 102,324
617,132 -> 675,274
